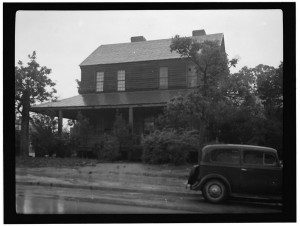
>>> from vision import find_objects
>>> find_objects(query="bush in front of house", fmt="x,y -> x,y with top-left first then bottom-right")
94,134 -> 120,161
32,130 -> 56,157
127,144 -> 143,162
32,131 -> 72,158
141,129 -> 201,165
54,138 -> 73,158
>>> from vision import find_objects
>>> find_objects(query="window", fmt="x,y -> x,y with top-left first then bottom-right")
159,67 -> 168,89
243,150 -> 263,165
117,70 -> 125,91
264,153 -> 276,165
210,149 -> 240,164
96,72 -> 104,92
187,65 -> 197,88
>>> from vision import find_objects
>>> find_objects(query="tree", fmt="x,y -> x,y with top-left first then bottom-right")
255,63 -> 283,156
158,36 -> 282,153
170,36 -> 237,98
165,36 -> 238,142
15,51 -> 57,156
256,63 -> 283,120
75,79 -> 82,94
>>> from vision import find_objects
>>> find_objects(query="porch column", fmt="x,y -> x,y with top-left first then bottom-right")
58,110 -> 63,137
129,107 -> 133,134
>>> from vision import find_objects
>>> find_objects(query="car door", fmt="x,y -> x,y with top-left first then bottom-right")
263,152 -> 282,196
205,148 -> 241,192
240,149 -> 269,195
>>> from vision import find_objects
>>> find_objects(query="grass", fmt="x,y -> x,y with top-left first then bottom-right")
16,156 -> 99,168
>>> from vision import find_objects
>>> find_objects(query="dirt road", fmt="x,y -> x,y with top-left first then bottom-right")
16,184 -> 281,214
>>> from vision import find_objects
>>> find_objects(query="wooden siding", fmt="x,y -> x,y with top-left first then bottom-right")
79,59 -> 188,94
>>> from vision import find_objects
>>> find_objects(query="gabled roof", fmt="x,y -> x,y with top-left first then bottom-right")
80,33 -> 224,66
31,89 -> 189,110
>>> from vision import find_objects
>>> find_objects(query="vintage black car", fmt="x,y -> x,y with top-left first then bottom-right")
187,144 -> 282,203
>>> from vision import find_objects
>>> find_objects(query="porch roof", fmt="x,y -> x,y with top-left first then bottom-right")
31,89 -> 189,112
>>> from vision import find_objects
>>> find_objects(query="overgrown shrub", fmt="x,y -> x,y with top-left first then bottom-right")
31,114 -> 57,157
32,131 -> 56,157
141,129 -> 201,165
128,145 -> 143,162
32,131 -> 72,158
94,134 -> 120,161
55,138 -> 72,158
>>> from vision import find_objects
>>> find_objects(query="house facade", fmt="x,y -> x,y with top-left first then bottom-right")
31,29 -> 225,146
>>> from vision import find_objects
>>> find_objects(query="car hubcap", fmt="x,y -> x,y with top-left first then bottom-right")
208,184 -> 222,198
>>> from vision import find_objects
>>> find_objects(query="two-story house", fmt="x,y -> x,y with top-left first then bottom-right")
31,29 -> 225,146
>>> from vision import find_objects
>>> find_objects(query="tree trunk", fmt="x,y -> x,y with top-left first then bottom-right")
203,70 -> 207,97
20,90 -> 30,157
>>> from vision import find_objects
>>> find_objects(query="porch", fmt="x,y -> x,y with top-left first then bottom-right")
30,89 -> 188,149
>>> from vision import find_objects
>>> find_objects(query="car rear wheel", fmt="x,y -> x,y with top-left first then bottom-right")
202,179 -> 227,203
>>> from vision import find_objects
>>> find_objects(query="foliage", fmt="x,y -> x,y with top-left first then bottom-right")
15,51 -> 57,116
70,112 -> 93,146
141,130 -> 201,165
156,61 -> 283,156
170,36 -> 237,98
94,134 -> 120,161
156,89 -> 236,143
127,145 -> 143,162
164,36 -> 282,155
167,35 -> 240,144
31,114 -> 58,157
75,79 -> 82,94
31,113 -> 72,158
256,63 -> 283,120
15,51 -> 57,156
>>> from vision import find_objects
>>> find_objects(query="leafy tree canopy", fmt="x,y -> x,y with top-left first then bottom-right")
15,51 -> 57,116
15,51 -> 57,156
170,35 -> 237,98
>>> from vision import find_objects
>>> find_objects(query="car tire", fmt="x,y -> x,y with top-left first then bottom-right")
202,179 -> 227,203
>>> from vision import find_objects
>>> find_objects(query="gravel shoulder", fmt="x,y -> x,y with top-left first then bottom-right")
16,157 -> 196,195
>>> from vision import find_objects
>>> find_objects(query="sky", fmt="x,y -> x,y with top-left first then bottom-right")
15,10 -> 283,100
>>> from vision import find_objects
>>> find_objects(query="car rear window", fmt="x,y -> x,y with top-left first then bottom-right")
243,150 -> 263,165
210,149 -> 240,164
264,153 -> 277,165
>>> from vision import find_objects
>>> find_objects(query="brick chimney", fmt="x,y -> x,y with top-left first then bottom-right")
131,36 -> 146,42
192,29 -> 206,36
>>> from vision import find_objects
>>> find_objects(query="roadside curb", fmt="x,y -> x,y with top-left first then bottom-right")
16,180 -> 200,198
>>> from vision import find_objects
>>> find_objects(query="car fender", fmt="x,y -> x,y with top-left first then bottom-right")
195,174 -> 232,194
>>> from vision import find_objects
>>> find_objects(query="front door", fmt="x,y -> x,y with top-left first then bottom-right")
240,150 -> 282,196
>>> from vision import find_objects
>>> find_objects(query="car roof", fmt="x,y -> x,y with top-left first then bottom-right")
202,144 -> 278,154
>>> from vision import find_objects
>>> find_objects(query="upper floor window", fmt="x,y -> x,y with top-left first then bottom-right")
96,72 -> 104,92
117,70 -> 125,91
159,67 -> 168,89
187,65 -> 197,88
